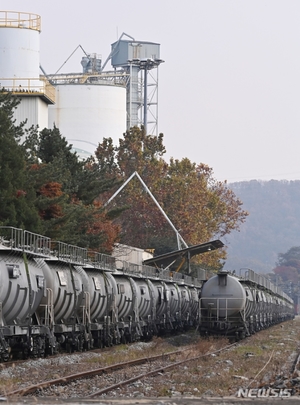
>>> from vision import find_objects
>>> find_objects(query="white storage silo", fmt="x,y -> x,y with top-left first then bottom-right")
0,11 -> 40,85
48,81 -> 127,158
0,11 -> 55,130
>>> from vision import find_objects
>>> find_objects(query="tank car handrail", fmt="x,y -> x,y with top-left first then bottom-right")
173,272 -> 195,286
52,241 -> 88,264
116,258 -> 202,285
0,225 -> 209,288
0,226 -> 23,249
23,230 -> 51,255
239,266 -> 294,303
239,267 -> 250,279
0,227 -> 51,256
88,251 -> 116,271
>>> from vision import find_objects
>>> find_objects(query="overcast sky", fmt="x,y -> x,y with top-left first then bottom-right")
2,1 -> 300,183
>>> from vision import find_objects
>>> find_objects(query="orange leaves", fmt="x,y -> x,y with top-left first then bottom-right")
39,182 -> 63,198
87,216 -> 121,254
38,182 -> 64,220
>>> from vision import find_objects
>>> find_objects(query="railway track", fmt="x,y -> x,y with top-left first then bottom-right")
87,342 -> 238,398
2,318 -> 300,400
6,348 -> 190,397
5,337 -> 235,399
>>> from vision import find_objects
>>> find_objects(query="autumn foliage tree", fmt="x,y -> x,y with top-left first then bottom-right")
1,90 -> 248,263
96,126 -> 248,270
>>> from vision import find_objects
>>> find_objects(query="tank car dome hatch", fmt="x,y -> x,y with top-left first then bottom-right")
201,272 -> 246,318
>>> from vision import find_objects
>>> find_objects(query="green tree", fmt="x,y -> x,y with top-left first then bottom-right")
23,125 -> 121,251
0,91 -> 41,231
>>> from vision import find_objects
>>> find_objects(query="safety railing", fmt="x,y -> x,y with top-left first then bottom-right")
0,11 -> 41,31
0,226 -> 207,286
238,267 -> 294,306
0,77 -> 55,103
0,226 -> 51,255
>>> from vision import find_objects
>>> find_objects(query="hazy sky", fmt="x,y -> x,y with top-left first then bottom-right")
2,1 -> 300,183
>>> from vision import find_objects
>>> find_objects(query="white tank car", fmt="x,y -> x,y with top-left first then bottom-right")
199,271 -> 294,340
201,272 -> 246,318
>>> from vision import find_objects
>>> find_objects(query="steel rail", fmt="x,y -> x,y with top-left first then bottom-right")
6,348 -> 189,397
87,342 -> 238,398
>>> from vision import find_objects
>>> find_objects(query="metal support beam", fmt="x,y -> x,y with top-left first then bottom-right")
104,171 -> 188,250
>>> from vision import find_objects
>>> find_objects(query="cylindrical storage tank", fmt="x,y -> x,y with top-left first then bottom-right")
151,280 -> 170,319
167,282 -> 180,319
188,286 -> 200,319
113,274 -> 135,320
242,284 -> 254,320
48,84 -> 126,157
201,273 -> 246,318
178,285 -> 191,318
0,11 -> 41,89
0,254 -> 45,324
84,269 -> 117,323
37,260 -> 84,324
134,278 -> 152,319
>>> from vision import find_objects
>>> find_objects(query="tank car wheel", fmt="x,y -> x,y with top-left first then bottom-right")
22,348 -> 29,360
125,333 -> 132,343
84,340 -> 91,351
1,348 -> 10,362
48,346 -> 54,356
2,353 -> 9,362
239,331 -> 246,340
66,342 -> 72,353
0,340 -> 10,362
120,331 -> 126,344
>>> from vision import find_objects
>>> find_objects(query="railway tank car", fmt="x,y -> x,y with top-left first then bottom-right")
0,226 -> 205,361
0,226 -> 295,361
199,270 -> 294,340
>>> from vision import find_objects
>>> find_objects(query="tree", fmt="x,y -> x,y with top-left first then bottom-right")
0,92 -> 248,263
276,246 -> 300,270
96,127 -> 248,271
0,91 -> 42,231
23,125 -> 121,251
273,265 -> 298,283
271,246 -> 300,304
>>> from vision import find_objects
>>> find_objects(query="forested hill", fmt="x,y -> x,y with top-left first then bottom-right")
223,179 -> 300,274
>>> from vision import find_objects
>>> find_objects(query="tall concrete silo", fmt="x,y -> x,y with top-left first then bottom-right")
0,11 -> 55,130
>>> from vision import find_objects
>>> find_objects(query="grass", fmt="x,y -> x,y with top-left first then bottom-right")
161,318 -> 300,397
